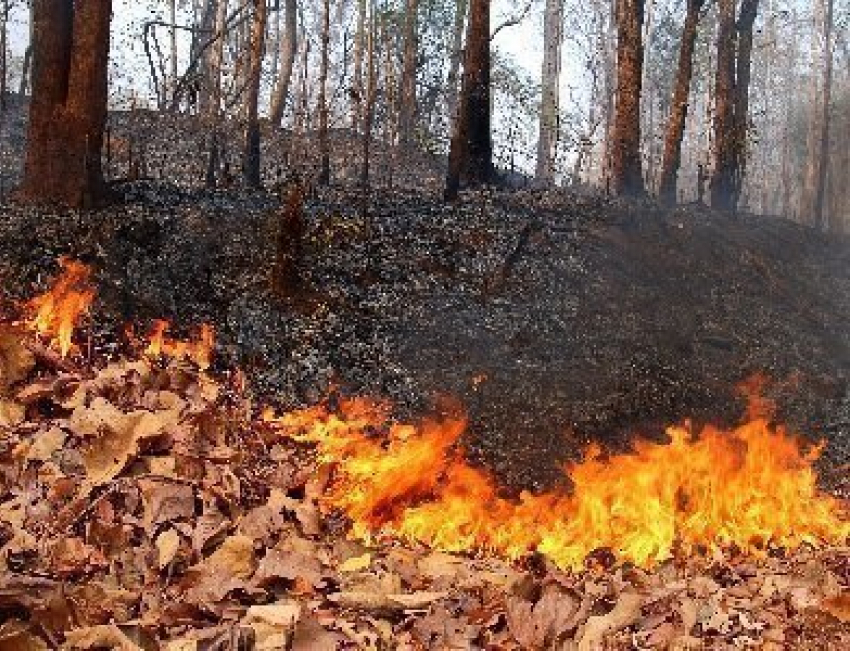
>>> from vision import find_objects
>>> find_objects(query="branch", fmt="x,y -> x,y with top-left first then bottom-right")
490,1 -> 534,40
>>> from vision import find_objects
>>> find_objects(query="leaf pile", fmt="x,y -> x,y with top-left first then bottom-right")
0,324 -> 847,649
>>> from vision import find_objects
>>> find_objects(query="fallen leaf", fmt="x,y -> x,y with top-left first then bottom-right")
506,584 -> 580,648
61,624 -> 142,650
138,478 -> 195,530
818,592 -> 850,623
243,602 -> 302,650
577,591 -> 644,651
339,552 -> 372,573
0,399 -> 24,428
328,590 -> 448,613
26,427 -> 66,462
0,326 -> 35,392
0,620 -> 48,651
156,528 -> 183,570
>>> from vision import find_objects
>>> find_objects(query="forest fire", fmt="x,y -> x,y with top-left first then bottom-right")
26,257 -> 95,357
16,261 -> 850,571
269,395 -> 849,570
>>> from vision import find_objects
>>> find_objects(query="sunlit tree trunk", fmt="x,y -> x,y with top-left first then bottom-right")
351,0 -> 366,130
610,0 -> 645,196
535,0 -> 564,185
242,0 -> 266,187
269,0 -> 297,126
657,0 -> 704,205
444,0 -> 491,201
398,0 -> 418,149
445,0 -> 467,132
709,0 -> 736,211
206,0 -> 228,117
20,0 -> 112,208
317,0 -> 331,185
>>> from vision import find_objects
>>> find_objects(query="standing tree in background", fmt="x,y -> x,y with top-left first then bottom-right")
398,0 -> 419,149
445,0 -> 492,201
731,0 -> 760,208
317,0 -> 331,185
710,0 -> 738,211
242,0 -> 267,187
445,0 -> 468,129
657,0 -> 705,205
610,0 -> 645,196
20,0 -> 112,208
535,0 -> 564,185
269,0 -> 297,126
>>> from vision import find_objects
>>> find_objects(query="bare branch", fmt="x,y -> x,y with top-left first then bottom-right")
490,1 -> 534,40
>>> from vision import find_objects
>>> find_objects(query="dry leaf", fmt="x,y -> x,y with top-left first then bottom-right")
62,624 -> 143,650
506,584 -> 580,648
244,602 -> 301,650
328,590 -> 447,613
26,427 -> 66,462
0,326 -> 35,392
0,620 -> 48,651
818,592 -> 850,623
577,591 -> 644,651
339,552 -> 372,573
138,478 -> 195,530
156,529 -> 183,569
0,399 -> 24,428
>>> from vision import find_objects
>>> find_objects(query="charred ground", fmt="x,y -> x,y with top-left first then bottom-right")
1,176 -> 848,495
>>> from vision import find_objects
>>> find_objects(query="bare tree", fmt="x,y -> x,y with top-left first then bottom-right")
610,0 -> 645,196
242,0 -> 267,187
398,0 -> 418,149
709,0 -> 736,210
731,0 -> 759,208
535,0 -> 564,185
20,0 -> 112,208
657,0 -> 705,205
445,0 -> 467,129
445,0 -> 492,201
317,0 -> 331,185
269,0 -> 297,126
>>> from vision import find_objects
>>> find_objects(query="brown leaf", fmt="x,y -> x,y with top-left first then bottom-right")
138,478 -> 195,530
50,538 -> 109,578
61,624 -> 143,650
0,325 -> 35,393
818,593 -> 850,623
0,399 -> 24,428
243,602 -> 302,650
506,584 -> 580,648
328,590 -> 448,613
0,620 -> 48,651
576,591 -> 644,651
26,427 -> 66,462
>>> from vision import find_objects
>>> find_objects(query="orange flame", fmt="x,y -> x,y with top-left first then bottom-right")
270,396 -> 849,570
144,319 -> 215,370
27,258 -> 95,356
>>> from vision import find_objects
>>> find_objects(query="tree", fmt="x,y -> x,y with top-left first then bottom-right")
709,0 -> 737,211
535,0 -> 564,184
445,0 -> 467,130
269,0 -> 297,126
20,0 -> 112,208
398,0 -> 419,149
317,0 -> 331,185
242,0 -> 267,187
610,0 -> 645,196
657,0 -> 705,205
731,0 -> 759,208
444,0 -> 492,201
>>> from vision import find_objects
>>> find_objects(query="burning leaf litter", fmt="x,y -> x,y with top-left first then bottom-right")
0,261 -> 847,649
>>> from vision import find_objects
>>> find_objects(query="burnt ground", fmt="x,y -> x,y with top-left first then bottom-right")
0,103 -> 848,494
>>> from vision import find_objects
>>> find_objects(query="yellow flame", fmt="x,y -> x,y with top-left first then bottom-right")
27,258 -> 95,356
269,395 -> 849,570
145,319 -> 214,370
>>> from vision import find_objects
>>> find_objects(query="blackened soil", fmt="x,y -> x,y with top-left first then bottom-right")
0,182 -> 848,494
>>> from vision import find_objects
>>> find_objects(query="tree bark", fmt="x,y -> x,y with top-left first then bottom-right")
610,0 -> 645,196
20,0 -> 112,208
317,0 -> 330,185
351,0 -> 366,130
731,0 -> 759,209
398,0 -> 418,149
445,0 -> 467,130
535,0 -> 564,184
242,0 -> 267,187
709,0 -> 737,211
269,0 -> 297,126
657,0 -> 704,205
206,0 -> 228,117
813,0 -> 833,230
444,0 -> 491,201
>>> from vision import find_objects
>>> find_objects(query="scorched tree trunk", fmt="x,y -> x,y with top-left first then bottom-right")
21,0 -> 112,208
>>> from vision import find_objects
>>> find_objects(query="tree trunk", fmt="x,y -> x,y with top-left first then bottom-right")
0,3 -> 8,112
445,0 -> 467,130
444,0 -> 491,201
351,0 -> 366,131
317,0 -> 330,185
610,0 -> 645,196
398,0 -> 418,148
359,0 -> 376,210
20,0 -> 112,208
535,0 -> 564,184
169,0 -> 178,110
206,0 -> 228,117
269,0 -> 297,126
731,0 -> 759,209
709,0 -> 737,211
242,0 -> 267,188
657,0 -> 704,205
813,0 -> 833,230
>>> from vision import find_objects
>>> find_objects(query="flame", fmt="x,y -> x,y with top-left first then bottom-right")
270,396 -> 849,570
144,319 -> 214,370
27,258 -> 95,356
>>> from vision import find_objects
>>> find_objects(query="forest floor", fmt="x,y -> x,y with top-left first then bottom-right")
0,180 -> 848,493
